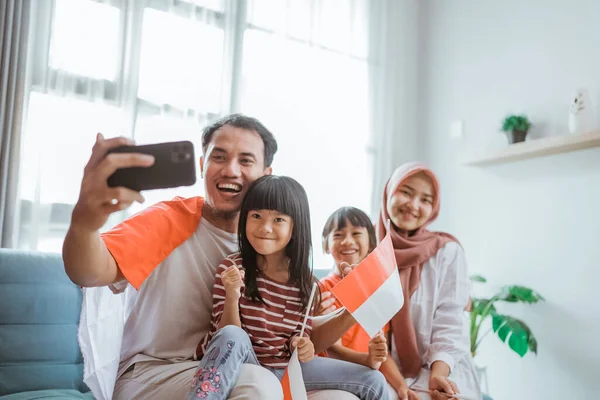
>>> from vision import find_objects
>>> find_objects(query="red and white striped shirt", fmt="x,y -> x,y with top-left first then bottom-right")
196,253 -> 313,368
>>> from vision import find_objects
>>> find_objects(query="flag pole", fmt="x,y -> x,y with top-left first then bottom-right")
299,282 -> 317,338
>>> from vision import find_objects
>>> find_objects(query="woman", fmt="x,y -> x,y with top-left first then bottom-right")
376,162 -> 481,400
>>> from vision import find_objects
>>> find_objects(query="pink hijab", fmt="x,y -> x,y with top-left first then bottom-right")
377,162 -> 458,378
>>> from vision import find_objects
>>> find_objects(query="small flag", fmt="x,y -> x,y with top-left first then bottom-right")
281,283 -> 316,400
281,349 -> 307,400
331,229 -> 404,337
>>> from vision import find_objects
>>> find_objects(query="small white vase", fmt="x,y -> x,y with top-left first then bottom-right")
475,364 -> 490,395
569,89 -> 595,134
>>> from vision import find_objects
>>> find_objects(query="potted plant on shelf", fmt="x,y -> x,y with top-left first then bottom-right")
501,115 -> 532,144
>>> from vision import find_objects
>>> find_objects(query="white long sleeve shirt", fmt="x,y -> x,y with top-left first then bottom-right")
391,241 -> 482,399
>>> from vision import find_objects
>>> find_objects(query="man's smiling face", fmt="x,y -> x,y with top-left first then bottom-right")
200,124 -> 272,219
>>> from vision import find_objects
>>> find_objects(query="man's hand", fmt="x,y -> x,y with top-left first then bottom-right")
71,133 -> 154,233
290,336 -> 315,362
317,291 -> 337,315
221,266 -> 245,299
366,331 -> 387,369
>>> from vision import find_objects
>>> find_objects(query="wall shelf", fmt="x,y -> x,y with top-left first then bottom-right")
464,130 -> 600,166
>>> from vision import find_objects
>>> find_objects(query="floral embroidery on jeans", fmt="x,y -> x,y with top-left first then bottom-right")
191,340 -> 235,398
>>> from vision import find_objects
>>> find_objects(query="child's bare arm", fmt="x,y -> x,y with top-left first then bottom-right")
327,339 -> 372,367
217,265 -> 244,329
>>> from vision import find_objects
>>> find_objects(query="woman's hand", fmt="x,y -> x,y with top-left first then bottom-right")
429,374 -> 460,400
290,336 -> 315,362
397,384 -> 420,400
221,266 -> 245,300
366,332 -> 387,369
318,291 -> 337,315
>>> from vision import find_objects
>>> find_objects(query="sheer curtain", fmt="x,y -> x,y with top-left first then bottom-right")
17,0 -> 231,251
240,0 -> 372,269
14,0 -> 396,271
0,0 -> 30,248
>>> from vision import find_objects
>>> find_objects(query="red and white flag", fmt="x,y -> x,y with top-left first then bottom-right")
281,348 -> 307,400
281,283 -> 316,400
331,230 -> 403,337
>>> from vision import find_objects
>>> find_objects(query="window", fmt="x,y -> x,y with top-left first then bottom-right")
18,0 -> 374,271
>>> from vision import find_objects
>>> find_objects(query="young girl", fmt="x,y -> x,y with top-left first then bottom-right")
318,207 -> 419,400
378,162 -> 481,400
189,175 -> 389,400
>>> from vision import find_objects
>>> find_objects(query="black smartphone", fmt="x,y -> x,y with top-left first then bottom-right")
106,140 -> 197,191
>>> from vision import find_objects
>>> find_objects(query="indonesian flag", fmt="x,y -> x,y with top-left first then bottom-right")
281,283 -> 317,400
281,349 -> 307,400
331,230 -> 404,337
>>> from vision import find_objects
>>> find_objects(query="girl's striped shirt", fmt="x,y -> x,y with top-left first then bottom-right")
195,252 -> 313,368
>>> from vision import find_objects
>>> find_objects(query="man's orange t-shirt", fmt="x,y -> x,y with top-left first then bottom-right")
319,272 -> 390,354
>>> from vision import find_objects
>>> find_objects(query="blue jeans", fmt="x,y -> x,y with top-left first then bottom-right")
187,325 -> 388,400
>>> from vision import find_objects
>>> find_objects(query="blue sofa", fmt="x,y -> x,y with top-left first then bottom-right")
0,248 -> 92,399
0,248 -> 492,400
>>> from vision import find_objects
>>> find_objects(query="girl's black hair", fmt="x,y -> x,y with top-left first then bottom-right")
321,206 -> 377,252
239,175 -> 319,309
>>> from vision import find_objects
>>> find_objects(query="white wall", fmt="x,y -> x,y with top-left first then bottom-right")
417,1 -> 600,399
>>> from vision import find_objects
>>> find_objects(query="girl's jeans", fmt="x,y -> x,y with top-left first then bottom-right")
187,325 -> 388,400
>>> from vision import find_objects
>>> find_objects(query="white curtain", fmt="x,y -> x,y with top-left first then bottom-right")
367,0 -> 422,218
15,0 -> 401,271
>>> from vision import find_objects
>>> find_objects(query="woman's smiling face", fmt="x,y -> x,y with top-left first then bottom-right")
387,172 -> 435,232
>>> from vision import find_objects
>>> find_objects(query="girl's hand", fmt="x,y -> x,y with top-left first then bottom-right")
318,291 -> 337,315
339,261 -> 358,277
366,332 -> 387,369
290,336 -> 315,362
221,266 -> 245,299
429,374 -> 460,400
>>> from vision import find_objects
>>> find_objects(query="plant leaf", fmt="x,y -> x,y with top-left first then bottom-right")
469,274 -> 487,283
528,335 -> 538,354
492,314 -> 537,357
500,285 -> 545,303
471,298 -> 496,316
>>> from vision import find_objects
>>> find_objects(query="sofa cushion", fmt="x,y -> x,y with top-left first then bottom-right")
0,389 -> 94,399
0,249 -> 88,395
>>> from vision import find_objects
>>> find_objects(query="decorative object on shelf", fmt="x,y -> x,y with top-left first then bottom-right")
568,88 -> 595,135
464,130 -> 600,166
501,114 -> 532,144
469,274 -> 544,359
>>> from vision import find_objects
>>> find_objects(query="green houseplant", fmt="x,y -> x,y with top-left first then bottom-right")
469,275 -> 544,359
501,114 -> 532,144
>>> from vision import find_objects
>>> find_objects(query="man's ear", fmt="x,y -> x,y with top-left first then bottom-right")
264,166 -> 273,176
199,156 -> 204,178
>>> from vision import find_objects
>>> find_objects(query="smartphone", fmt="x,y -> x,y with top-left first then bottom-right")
106,140 -> 197,191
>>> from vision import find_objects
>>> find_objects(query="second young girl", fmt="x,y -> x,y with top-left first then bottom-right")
188,175 -> 388,400
319,206 -> 419,400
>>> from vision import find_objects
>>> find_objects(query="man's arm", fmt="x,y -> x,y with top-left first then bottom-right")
310,308 -> 356,353
63,225 -> 123,287
62,134 -> 153,287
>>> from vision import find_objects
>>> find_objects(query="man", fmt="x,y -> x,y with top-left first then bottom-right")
63,114 -> 357,399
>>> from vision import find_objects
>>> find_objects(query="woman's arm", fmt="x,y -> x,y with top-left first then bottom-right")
428,243 -> 472,375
